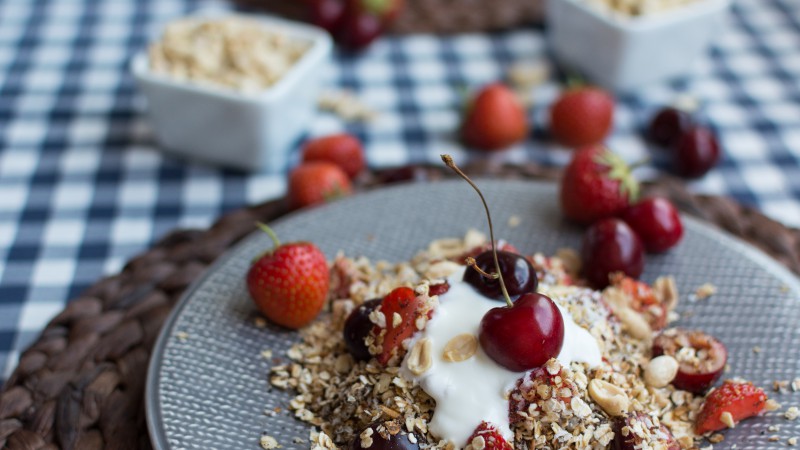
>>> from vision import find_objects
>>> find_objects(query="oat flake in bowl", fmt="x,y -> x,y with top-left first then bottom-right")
148,17 -> 310,93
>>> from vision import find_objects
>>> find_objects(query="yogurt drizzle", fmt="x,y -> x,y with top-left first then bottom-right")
402,267 -> 602,445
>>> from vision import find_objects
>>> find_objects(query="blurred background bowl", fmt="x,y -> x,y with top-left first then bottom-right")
546,0 -> 731,92
131,12 -> 332,172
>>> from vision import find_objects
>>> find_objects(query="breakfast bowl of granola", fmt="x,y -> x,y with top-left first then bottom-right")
145,179 -> 800,450
131,13 -> 332,172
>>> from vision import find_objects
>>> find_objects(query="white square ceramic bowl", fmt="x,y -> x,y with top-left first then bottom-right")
131,13 -> 332,172
546,0 -> 730,92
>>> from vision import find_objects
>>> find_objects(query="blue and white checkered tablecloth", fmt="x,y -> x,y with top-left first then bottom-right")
0,0 -> 799,384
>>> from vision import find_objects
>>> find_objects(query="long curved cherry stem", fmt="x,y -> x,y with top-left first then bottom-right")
441,154 -> 513,307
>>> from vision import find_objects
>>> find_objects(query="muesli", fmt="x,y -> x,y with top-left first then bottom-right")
268,228 -> 775,450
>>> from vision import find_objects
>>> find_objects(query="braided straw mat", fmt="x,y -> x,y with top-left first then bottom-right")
1,165 -> 800,450
233,0 -> 545,34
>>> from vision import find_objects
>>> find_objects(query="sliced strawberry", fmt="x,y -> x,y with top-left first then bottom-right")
612,275 -> 667,331
465,422 -> 512,450
695,380 -> 768,435
376,287 -> 423,365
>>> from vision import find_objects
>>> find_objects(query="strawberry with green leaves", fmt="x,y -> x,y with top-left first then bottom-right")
246,224 -> 329,329
560,146 -> 639,225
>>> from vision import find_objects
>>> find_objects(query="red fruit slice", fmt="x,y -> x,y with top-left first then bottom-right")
612,412 -> 680,450
376,287 -> 423,365
612,276 -> 668,331
428,281 -> 450,296
652,329 -> 728,394
695,380 -> 768,435
465,422 -> 512,450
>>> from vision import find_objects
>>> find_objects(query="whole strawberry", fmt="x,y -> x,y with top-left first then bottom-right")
301,133 -> 365,179
246,224 -> 329,329
549,86 -> 614,148
461,83 -> 529,152
288,161 -> 352,209
560,146 -> 639,225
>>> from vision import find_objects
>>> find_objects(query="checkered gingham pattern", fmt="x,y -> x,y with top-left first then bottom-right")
0,0 -> 799,384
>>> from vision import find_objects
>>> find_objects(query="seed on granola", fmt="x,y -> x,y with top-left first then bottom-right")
442,334 -> 479,362
406,338 -> 433,375
589,379 -> 629,416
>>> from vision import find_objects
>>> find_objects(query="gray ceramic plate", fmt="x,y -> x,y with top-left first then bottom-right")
146,180 -> 800,450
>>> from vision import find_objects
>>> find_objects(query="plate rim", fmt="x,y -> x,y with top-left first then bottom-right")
145,178 -> 800,450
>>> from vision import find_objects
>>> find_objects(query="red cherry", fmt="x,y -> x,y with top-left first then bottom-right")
653,329 -> 727,394
479,293 -> 565,372
308,0 -> 346,33
581,218 -> 644,288
620,197 -> 683,253
673,126 -> 721,178
648,107 -> 693,147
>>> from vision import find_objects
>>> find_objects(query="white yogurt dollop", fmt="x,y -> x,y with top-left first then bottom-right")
403,267 -> 602,446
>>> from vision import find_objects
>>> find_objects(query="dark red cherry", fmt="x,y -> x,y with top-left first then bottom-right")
620,197 -> 683,253
673,126 -> 721,178
648,107 -> 693,147
463,250 -> 537,301
308,0 -> 346,33
581,218 -> 644,288
343,298 -> 381,361
350,421 -> 422,450
653,329 -> 727,394
612,412 -> 680,450
478,293 -> 564,372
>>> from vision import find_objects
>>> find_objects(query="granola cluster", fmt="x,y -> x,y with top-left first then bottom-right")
149,17 -> 309,93
581,0 -> 704,17
267,231 -> 735,449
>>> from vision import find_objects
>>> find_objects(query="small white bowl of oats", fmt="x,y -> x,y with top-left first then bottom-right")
546,0 -> 730,91
131,13 -> 332,172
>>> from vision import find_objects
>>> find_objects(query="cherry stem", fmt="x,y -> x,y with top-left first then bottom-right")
256,222 -> 281,250
441,154 -> 513,308
465,257 -> 499,279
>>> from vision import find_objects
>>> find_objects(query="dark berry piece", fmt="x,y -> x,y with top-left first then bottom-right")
343,298 -> 381,361
620,197 -> 684,253
673,126 -> 721,178
653,329 -> 727,394
463,250 -> 537,301
648,107 -> 693,147
581,218 -> 644,288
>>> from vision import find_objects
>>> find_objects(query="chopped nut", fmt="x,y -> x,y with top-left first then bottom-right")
588,379 -> 629,416
260,435 -> 280,449
720,411 -> 735,428
786,406 -> 799,420
406,338 -> 432,375
653,276 -> 679,311
695,283 -> 717,300
507,215 -> 522,228
555,248 -> 581,276
615,306 -> 653,341
709,433 -> 724,443
644,355 -> 679,388
442,334 -> 479,363
766,399 -> 782,411
789,437 -> 798,446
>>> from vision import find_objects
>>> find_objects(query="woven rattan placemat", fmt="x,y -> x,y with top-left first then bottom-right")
234,0 -> 544,34
1,165 -> 799,450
